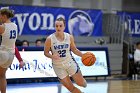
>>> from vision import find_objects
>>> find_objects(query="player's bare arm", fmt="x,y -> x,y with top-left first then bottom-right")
44,37 -> 53,58
44,37 -> 60,60
70,35 -> 83,57
0,25 -> 5,34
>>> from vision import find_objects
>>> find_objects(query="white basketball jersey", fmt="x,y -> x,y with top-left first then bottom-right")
0,23 -> 17,54
50,32 -> 73,64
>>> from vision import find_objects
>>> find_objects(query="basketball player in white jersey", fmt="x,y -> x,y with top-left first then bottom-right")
0,9 -> 17,93
44,17 -> 87,93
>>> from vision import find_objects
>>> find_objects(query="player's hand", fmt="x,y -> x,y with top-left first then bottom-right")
52,52 -> 60,60
19,61 -> 25,68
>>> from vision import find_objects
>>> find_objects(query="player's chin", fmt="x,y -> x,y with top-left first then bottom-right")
56,30 -> 63,33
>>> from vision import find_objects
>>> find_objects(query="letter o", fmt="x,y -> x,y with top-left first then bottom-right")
29,13 -> 41,30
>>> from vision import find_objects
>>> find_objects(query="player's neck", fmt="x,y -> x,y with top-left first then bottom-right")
55,32 -> 64,37
55,32 -> 65,41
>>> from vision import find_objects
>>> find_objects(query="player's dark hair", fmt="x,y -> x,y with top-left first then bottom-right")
56,17 -> 66,26
0,9 -> 14,18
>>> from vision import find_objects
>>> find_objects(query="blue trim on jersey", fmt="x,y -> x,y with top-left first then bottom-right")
70,50 -> 80,73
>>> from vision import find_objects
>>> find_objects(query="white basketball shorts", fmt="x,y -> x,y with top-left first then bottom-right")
52,60 -> 80,79
0,50 -> 14,68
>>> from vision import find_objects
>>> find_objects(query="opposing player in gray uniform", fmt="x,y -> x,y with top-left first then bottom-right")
0,9 -> 17,93
44,17 -> 87,93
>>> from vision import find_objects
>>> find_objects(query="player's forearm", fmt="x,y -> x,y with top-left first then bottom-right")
72,49 -> 83,57
44,52 -> 53,59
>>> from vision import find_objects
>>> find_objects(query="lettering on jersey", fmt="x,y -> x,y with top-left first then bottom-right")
58,50 -> 66,57
53,44 -> 69,57
54,44 -> 69,50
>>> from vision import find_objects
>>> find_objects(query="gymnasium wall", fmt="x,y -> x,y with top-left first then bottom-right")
0,0 -> 140,75
0,0 -> 122,12
1,0 -> 140,12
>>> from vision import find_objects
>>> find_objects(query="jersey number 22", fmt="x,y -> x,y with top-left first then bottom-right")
58,50 -> 66,57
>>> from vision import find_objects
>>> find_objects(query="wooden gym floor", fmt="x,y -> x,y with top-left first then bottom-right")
6,79 -> 140,93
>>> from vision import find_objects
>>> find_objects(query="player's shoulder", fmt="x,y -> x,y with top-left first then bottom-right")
4,22 -> 16,26
4,23 -> 17,30
64,32 -> 72,37
65,32 -> 74,41
47,33 -> 54,38
46,33 -> 55,42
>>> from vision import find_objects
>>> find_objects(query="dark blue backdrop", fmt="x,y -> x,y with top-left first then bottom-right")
0,5 -> 103,36
117,12 -> 140,37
